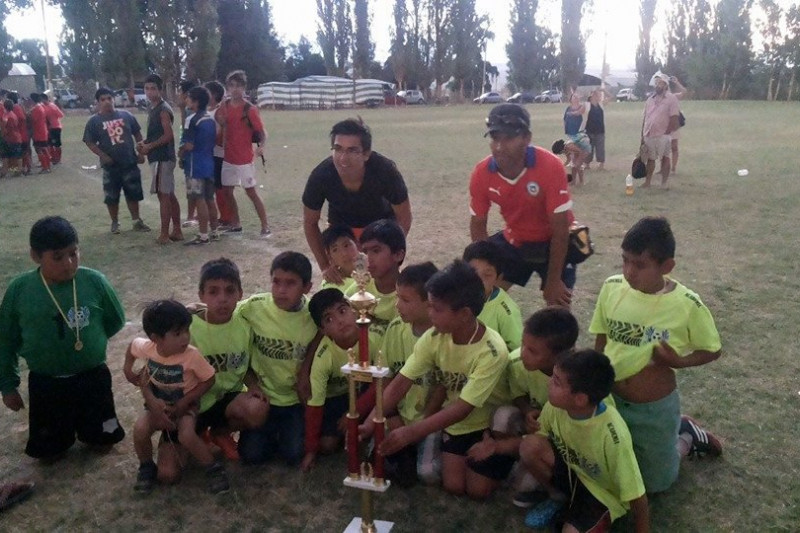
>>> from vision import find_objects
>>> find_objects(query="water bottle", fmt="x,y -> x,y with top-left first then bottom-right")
625,174 -> 634,196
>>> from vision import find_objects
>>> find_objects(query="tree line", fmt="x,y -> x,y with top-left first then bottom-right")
2,0 -> 798,102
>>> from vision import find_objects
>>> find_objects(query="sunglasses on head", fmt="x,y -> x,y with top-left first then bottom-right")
486,114 -> 529,129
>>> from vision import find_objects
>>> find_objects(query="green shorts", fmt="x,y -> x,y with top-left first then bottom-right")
613,389 -> 680,493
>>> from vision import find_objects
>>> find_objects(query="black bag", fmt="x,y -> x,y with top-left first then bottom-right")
679,111 -> 686,127
631,154 -> 647,179
567,223 -> 594,264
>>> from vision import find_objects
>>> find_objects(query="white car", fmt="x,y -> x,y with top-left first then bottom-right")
397,90 -> 426,105
113,88 -> 148,108
473,92 -> 503,104
52,89 -> 83,108
534,89 -> 562,103
616,88 -> 639,102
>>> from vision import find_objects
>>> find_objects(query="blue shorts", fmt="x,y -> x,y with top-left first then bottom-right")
488,231 -> 577,289
613,389 -> 681,493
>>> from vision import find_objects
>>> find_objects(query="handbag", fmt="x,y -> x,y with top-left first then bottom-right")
679,111 -> 686,127
631,150 -> 647,179
567,222 -> 594,264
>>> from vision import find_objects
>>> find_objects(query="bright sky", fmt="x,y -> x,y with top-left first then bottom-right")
7,0 -> 794,75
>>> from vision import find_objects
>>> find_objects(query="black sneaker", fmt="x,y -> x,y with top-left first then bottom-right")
680,415 -> 723,457
134,461 -> 157,493
206,461 -> 230,494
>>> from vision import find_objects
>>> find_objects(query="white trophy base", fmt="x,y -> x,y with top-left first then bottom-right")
343,476 -> 391,492
343,517 -> 394,533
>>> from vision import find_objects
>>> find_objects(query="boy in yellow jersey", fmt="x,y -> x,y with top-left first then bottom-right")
237,252 -> 317,465
301,288 -> 381,471
462,240 -> 523,351
319,224 -> 359,290
344,218 -> 405,339
190,258 -> 269,462
361,260 -> 510,500
589,217 -> 722,494
520,349 -> 649,532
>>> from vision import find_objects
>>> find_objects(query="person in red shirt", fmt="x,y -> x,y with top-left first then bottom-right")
42,93 -> 65,164
29,93 -> 51,173
1,99 -> 24,175
5,93 -> 31,175
469,104 -> 577,308
215,70 -> 270,237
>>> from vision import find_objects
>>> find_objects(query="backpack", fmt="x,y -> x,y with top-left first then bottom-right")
222,99 -> 263,145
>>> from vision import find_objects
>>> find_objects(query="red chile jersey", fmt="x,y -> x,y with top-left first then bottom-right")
469,146 -> 573,245
30,103 -> 49,142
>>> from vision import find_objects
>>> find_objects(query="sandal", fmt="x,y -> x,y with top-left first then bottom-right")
524,498 -> 564,529
0,481 -> 35,512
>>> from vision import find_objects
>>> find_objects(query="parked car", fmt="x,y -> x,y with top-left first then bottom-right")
397,90 -> 425,104
474,91 -> 503,104
113,88 -> 148,108
507,91 -> 535,104
384,91 -> 407,105
52,88 -> 83,109
533,89 -> 562,103
616,88 -> 639,102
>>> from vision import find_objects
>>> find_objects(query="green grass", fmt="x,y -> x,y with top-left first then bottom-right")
1,101 -> 799,531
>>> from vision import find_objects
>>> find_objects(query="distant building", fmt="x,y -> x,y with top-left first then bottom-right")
0,63 -> 37,96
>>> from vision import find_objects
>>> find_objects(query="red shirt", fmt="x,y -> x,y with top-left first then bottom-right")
216,100 -> 264,165
2,112 -> 23,144
45,102 -> 64,130
13,104 -> 28,143
30,103 -> 48,142
469,146 -> 574,245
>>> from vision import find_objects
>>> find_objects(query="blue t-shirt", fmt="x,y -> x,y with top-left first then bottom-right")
184,111 -> 215,179
564,108 -> 583,135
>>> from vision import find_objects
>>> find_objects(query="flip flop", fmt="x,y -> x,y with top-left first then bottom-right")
0,482 -> 35,512
524,498 -> 564,529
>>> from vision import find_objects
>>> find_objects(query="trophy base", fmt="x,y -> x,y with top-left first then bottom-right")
343,476 -> 391,492
343,517 -> 394,533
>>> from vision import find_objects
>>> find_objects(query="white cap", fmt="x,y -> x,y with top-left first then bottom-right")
649,71 -> 670,87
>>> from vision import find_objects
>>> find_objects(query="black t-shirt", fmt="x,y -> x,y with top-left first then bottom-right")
585,103 -> 605,134
145,100 -> 176,162
302,152 -> 409,228
82,110 -> 141,169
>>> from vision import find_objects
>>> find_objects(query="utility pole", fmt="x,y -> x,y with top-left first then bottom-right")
41,0 -> 53,92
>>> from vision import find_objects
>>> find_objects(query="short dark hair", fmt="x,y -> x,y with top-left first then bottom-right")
30,216 -> 78,254
95,87 -> 114,101
179,80 -> 197,94
621,216 -> 675,263
40,93 -> 50,101
225,70 -> 247,86
321,224 -> 357,251
29,93 -> 41,103
462,240 -> 505,275
524,307 -> 579,354
199,257 -> 242,292
187,86 -> 210,111
555,349 -> 616,406
144,74 -> 164,90
330,118 -> 372,152
551,139 -> 565,154
425,260 -> 484,316
7,91 -> 18,104
204,81 -> 225,103
3,99 -> 12,112
308,288 -> 348,328
271,251 -> 312,285
142,300 -> 192,338
397,262 -> 438,300
359,219 -> 406,256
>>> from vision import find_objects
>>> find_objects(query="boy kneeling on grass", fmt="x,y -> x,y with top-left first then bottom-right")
361,260 -> 510,500
520,349 -> 649,532
124,300 -> 228,494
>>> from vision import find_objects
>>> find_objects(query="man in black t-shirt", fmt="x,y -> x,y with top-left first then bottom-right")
302,118 -> 412,283
83,87 -> 151,235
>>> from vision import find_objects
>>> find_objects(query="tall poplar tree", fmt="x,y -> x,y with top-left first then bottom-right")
352,0 -> 373,79
506,0 -> 558,91
559,0 -> 589,91
186,0 -> 220,82
635,0 -> 658,97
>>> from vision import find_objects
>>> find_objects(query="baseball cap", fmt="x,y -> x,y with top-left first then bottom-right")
649,71 -> 670,87
485,104 -> 531,137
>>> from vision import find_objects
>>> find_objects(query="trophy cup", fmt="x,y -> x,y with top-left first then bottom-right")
341,253 -> 393,533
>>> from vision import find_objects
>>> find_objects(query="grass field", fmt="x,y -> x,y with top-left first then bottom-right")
1,100 -> 799,532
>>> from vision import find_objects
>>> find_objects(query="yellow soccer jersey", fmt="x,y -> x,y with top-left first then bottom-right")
344,279 -> 397,339
381,317 -> 432,424
537,402 -> 646,521
321,276 -> 354,292
400,327 -> 508,435
589,275 -> 722,381
308,332 -> 382,407
239,293 -> 317,406
479,288 -> 523,351
507,348 -> 549,410
190,310 -> 251,413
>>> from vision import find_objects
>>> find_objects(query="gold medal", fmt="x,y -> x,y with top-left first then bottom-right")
75,340 -> 84,351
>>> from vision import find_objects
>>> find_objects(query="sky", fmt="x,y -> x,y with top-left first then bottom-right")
6,0 -> 792,78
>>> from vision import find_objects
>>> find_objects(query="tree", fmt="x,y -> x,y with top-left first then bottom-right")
0,0 -> 31,79
635,0 -> 658,97
560,0 -> 589,91
186,0 -> 220,82
450,0 -> 490,100
10,38 -> 49,91
388,0 -> 409,88
143,0 -> 189,96
217,0 -> 284,87
334,0 -> 352,76
352,0 -> 374,79
426,0 -> 454,99
315,0 -> 351,77
506,0 -> 559,91
316,0 -> 336,74
99,0 -> 148,89
285,36 -> 327,81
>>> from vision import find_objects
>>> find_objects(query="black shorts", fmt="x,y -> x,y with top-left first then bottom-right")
48,128 -> 62,147
488,231 -> 577,289
321,394 -> 349,437
33,140 -> 49,150
196,392 -> 239,432
103,164 -> 144,205
441,429 -> 515,481
213,156 -> 224,189
551,444 -> 612,532
25,364 -> 125,459
4,142 -> 23,159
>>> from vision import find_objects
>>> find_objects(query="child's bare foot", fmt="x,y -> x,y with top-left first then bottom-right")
169,232 -> 184,242
156,234 -> 171,245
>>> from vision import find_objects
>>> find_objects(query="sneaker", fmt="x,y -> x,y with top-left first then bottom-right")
260,228 -> 272,239
181,219 -> 198,228
110,221 -> 121,234
680,415 -> 723,457
223,226 -> 242,234
524,499 -> 564,529
134,461 -> 157,493
184,235 -> 210,246
205,461 -> 230,494
512,489 -> 549,509
210,432 -> 240,461
132,219 -> 151,232
210,231 -> 221,242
